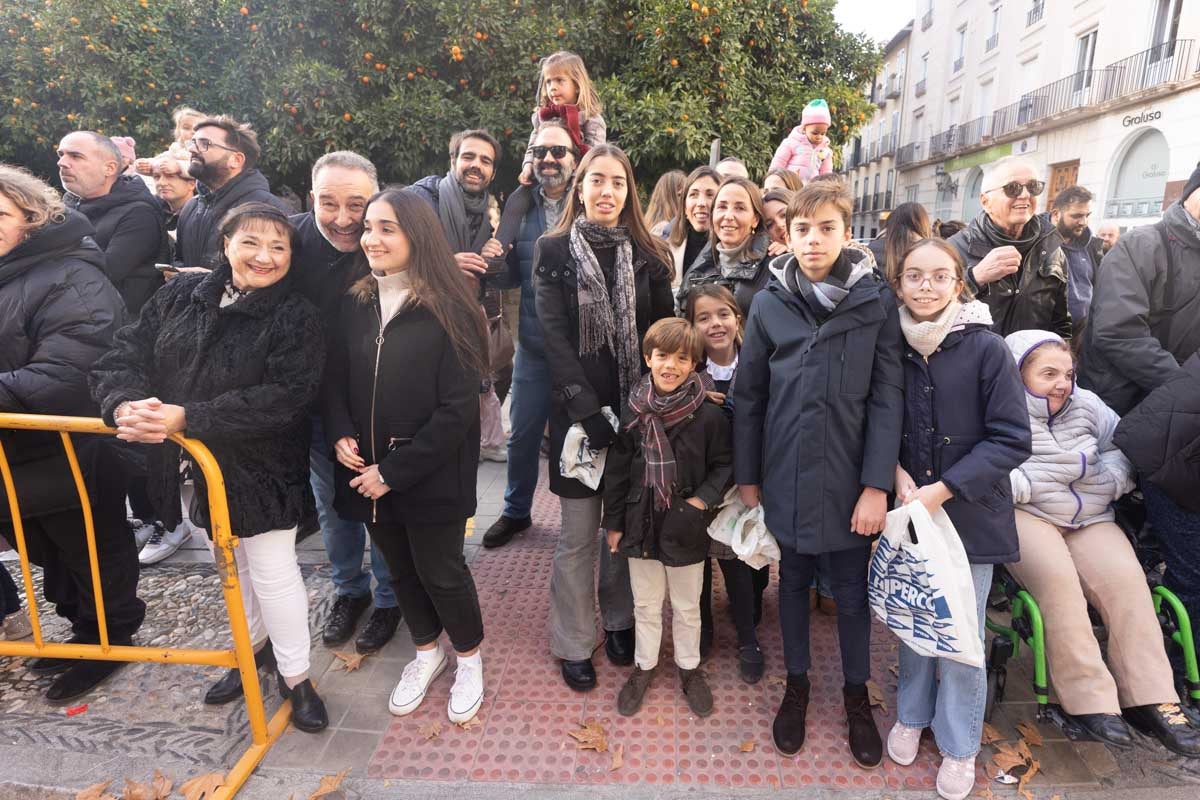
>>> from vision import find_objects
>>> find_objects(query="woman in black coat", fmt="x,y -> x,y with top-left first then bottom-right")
535,145 -> 674,690
0,164 -> 142,704
323,188 -> 490,726
676,177 -> 773,318
92,202 -> 329,732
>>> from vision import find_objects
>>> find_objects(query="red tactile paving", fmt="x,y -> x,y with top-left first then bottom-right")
369,477 -> 990,789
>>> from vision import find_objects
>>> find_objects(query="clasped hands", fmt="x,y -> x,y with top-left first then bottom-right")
114,397 -> 186,444
334,435 -> 391,500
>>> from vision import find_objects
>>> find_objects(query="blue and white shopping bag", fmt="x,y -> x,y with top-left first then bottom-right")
868,502 -> 985,668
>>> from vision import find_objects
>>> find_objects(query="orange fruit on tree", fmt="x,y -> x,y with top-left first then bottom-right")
343,112 -> 352,121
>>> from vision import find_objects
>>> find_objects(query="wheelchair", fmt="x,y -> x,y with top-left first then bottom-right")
982,494 -> 1200,733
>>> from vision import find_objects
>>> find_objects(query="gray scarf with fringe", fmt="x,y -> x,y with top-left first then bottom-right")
569,216 -> 640,401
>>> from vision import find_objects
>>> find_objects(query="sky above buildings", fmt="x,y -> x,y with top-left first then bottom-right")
835,0 -> 913,46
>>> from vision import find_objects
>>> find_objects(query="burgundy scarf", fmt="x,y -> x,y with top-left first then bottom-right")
625,371 -> 712,510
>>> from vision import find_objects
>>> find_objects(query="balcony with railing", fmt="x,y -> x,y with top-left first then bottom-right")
886,77 -> 902,99
880,135 -> 896,159
1027,2 -> 1045,27
986,33 -> 999,52
956,116 -> 991,150
1098,39 -> 1196,102
895,142 -> 920,167
928,126 -> 957,158
921,10 -> 933,31
915,78 -> 927,97
868,141 -> 879,162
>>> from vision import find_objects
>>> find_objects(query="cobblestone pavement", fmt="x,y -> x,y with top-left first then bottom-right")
2,460 -> 1199,799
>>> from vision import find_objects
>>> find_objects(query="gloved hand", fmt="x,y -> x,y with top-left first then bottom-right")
580,412 -> 616,450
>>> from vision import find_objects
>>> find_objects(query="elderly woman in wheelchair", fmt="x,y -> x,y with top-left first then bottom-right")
1001,331 -> 1200,756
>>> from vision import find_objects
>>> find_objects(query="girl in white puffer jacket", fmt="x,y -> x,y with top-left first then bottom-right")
1000,330 -> 1200,757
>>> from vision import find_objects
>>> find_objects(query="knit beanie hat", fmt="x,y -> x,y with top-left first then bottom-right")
801,99 -> 832,128
1181,161 -> 1200,205
110,136 -> 137,165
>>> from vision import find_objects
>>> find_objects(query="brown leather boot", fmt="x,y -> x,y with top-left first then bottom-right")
679,667 -> 713,717
617,667 -> 655,716
844,683 -> 882,768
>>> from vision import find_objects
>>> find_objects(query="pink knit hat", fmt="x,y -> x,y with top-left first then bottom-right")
800,99 -> 831,128
110,136 -> 137,165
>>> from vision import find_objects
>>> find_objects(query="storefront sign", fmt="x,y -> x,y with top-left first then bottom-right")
943,142 -> 1014,174
1122,109 -> 1162,127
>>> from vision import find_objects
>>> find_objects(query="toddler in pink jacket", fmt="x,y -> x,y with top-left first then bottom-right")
769,99 -> 833,182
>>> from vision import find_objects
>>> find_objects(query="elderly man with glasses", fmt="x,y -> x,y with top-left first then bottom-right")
949,156 -> 1071,338
173,115 -> 288,272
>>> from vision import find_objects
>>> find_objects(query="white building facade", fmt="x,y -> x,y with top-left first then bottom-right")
843,0 -> 1199,235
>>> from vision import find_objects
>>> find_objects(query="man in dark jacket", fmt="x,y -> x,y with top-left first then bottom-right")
289,151 -> 400,654
1082,163 -> 1200,661
0,167 -> 144,702
57,131 -> 168,314
950,156 -> 1070,338
1048,185 -> 1103,331
482,122 -> 577,549
175,115 -> 287,270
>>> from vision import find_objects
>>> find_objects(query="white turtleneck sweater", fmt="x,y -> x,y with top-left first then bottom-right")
374,268 -> 413,327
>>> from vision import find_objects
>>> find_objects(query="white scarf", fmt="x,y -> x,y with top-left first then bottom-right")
899,300 -> 994,357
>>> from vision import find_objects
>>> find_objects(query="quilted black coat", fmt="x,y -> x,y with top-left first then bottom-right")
91,263 -> 324,537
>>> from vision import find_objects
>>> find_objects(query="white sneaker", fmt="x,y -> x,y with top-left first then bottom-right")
139,520 -> 193,565
389,647 -> 448,716
887,721 -> 922,766
2,609 -> 32,640
936,754 -> 977,800
479,445 -> 507,463
130,519 -> 163,551
448,654 -> 484,724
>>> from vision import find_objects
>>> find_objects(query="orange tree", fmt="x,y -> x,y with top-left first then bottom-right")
1,0 -> 878,194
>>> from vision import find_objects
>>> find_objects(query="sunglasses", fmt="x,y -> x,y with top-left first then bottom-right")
531,145 -> 572,160
985,179 -> 1046,199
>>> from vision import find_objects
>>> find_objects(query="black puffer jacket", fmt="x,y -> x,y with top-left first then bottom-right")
0,210 -> 125,520
1079,203 -> 1200,415
602,400 -> 733,566
91,263 -> 324,537
676,233 -> 772,318
1113,351 -> 1200,513
323,275 -> 481,525
175,169 -> 286,269
66,174 -> 167,314
950,213 -> 1070,339
534,232 -> 675,498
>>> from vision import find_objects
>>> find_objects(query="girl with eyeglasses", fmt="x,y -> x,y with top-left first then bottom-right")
947,155 -> 1070,339
888,238 -> 1031,799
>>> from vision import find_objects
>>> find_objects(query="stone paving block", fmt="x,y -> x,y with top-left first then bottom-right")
1075,740 -> 1122,780
262,726 -> 332,770
471,699 -> 583,784
1028,740 -> 1106,786
319,729 -> 380,777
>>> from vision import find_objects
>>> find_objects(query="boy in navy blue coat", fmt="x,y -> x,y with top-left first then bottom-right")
734,181 -> 903,766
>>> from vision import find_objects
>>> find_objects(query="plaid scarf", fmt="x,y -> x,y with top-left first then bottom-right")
625,371 -> 712,510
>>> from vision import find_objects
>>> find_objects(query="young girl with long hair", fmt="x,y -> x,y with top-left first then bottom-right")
889,238 -> 1030,799
324,188 -> 490,725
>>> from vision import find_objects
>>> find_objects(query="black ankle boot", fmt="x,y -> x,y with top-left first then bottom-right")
288,679 -> 329,733
1123,704 -> 1200,756
45,659 -> 126,703
773,674 -> 810,756
844,683 -> 882,768
1076,712 -> 1135,749
204,641 -> 276,705
605,628 -> 634,666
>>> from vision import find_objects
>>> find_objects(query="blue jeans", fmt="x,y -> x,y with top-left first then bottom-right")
309,415 -> 396,608
897,562 -> 993,759
502,344 -> 553,520
1143,480 -> 1200,660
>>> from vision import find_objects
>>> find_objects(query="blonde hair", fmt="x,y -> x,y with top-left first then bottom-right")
539,51 -> 603,120
172,106 -> 204,125
645,169 -> 686,231
0,163 -> 67,232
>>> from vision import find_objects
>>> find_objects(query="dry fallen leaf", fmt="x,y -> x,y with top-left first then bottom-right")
654,714 -> 666,726
178,772 -> 225,800
1018,757 -> 1041,796
1050,795 -> 1062,800
866,679 -> 889,713
767,675 -> 787,687
888,663 -> 900,677
75,781 -> 115,800
419,721 -> 442,741
974,786 -> 997,800
990,743 -> 1027,773
332,650 -> 368,672
610,743 -> 624,771
567,719 -> 608,753
981,721 -> 1006,745
150,770 -> 172,800
307,767 -> 350,799
739,739 -> 756,753
121,778 -> 153,800
1017,721 -> 1044,747
1016,738 -> 1034,762
456,716 -> 483,730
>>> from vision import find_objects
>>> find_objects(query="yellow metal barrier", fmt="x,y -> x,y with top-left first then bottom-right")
0,413 -> 291,798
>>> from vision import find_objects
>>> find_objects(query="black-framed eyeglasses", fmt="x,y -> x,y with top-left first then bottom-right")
532,145 -> 572,160
186,137 -> 238,154
985,179 -> 1046,199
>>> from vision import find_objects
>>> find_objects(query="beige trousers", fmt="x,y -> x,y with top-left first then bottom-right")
1008,510 -> 1178,714
628,558 -> 705,671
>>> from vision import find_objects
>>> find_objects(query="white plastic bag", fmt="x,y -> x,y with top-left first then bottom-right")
708,488 -> 781,570
559,406 -> 620,490
868,502 -> 985,668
